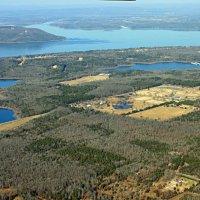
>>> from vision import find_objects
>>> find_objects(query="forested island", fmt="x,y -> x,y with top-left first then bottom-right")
0,47 -> 200,199
0,26 -> 65,43
51,16 -> 200,31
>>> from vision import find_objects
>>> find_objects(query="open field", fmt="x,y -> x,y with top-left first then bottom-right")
73,85 -> 200,120
145,174 -> 199,199
0,94 -> 5,99
60,74 -> 110,86
135,85 -> 200,102
163,176 -> 198,193
170,192 -> 200,200
0,114 -> 43,132
130,105 -> 194,121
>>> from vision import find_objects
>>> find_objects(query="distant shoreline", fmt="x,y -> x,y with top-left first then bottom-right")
112,61 -> 197,69
0,38 -> 65,44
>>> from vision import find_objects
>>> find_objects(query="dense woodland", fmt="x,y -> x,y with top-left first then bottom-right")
51,16 -> 200,31
0,47 -> 200,199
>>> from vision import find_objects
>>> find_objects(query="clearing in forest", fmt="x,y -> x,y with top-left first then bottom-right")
73,85 -> 200,120
130,105 -> 194,121
0,94 -> 5,99
60,74 -> 110,86
145,174 -> 199,199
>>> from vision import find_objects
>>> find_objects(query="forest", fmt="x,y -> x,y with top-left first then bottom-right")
0,47 -> 200,199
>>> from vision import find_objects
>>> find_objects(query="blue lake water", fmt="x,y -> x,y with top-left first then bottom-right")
0,23 -> 200,57
113,102 -> 132,110
0,109 -> 16,124
0,80 -> 17,88
0,80 -> 17,124
111,62 -> 200,71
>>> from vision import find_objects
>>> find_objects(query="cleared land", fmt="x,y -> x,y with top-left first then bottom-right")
0,114 -> 43,132
130,105 -> 194,121
73,85 -> 200,120
0,94 -> 5,99
60,74 -> 110,86
146,174 -> 199,199
135,85 -> 200,101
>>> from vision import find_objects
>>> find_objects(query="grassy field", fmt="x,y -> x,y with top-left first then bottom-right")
0,94 -> 5,99
73,85 -> 200,120
130,105 -> 194,121
60,74 -> 110,86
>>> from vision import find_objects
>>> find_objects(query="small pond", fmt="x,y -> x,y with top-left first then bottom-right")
0,80 -> 17,88
0,80 -> 18,124
113,102 -> 132,110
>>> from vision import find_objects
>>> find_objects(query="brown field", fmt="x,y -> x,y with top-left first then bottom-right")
170,192 -> 200,200
135,85 -> 200,101
163,176 -> 198,193
145,174 -> 199,200
130,105 -> 195,121
73,85 -> 200,120
0,94 -> 5,99
60,74 -> 110,86
0,114 -> 43,132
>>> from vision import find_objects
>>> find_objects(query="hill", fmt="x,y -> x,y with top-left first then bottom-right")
0,26 -> 65,43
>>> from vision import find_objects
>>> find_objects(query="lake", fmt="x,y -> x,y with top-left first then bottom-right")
0,80 -> 17,124
0,79 -> 17,88
111,62 -> 200,71
0,108 -> 16,124
0,23 -> 200,57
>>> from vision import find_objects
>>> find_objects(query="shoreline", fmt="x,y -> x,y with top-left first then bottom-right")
0,38 -> 65,45
51,24 -> 200,32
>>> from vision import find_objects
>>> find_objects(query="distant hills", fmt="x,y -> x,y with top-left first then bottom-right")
0,26 -> 65,43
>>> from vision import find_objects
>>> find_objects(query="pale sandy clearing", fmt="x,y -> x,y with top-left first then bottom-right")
0,94 -> 5,99
130,106 -> 194,121
60,74 -> 110,86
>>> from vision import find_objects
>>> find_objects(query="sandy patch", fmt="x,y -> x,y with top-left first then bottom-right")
60,74 -> 110,86
130,106 -> 194,121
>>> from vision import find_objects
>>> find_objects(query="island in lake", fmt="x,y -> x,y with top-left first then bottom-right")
0,26 -> 65,43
